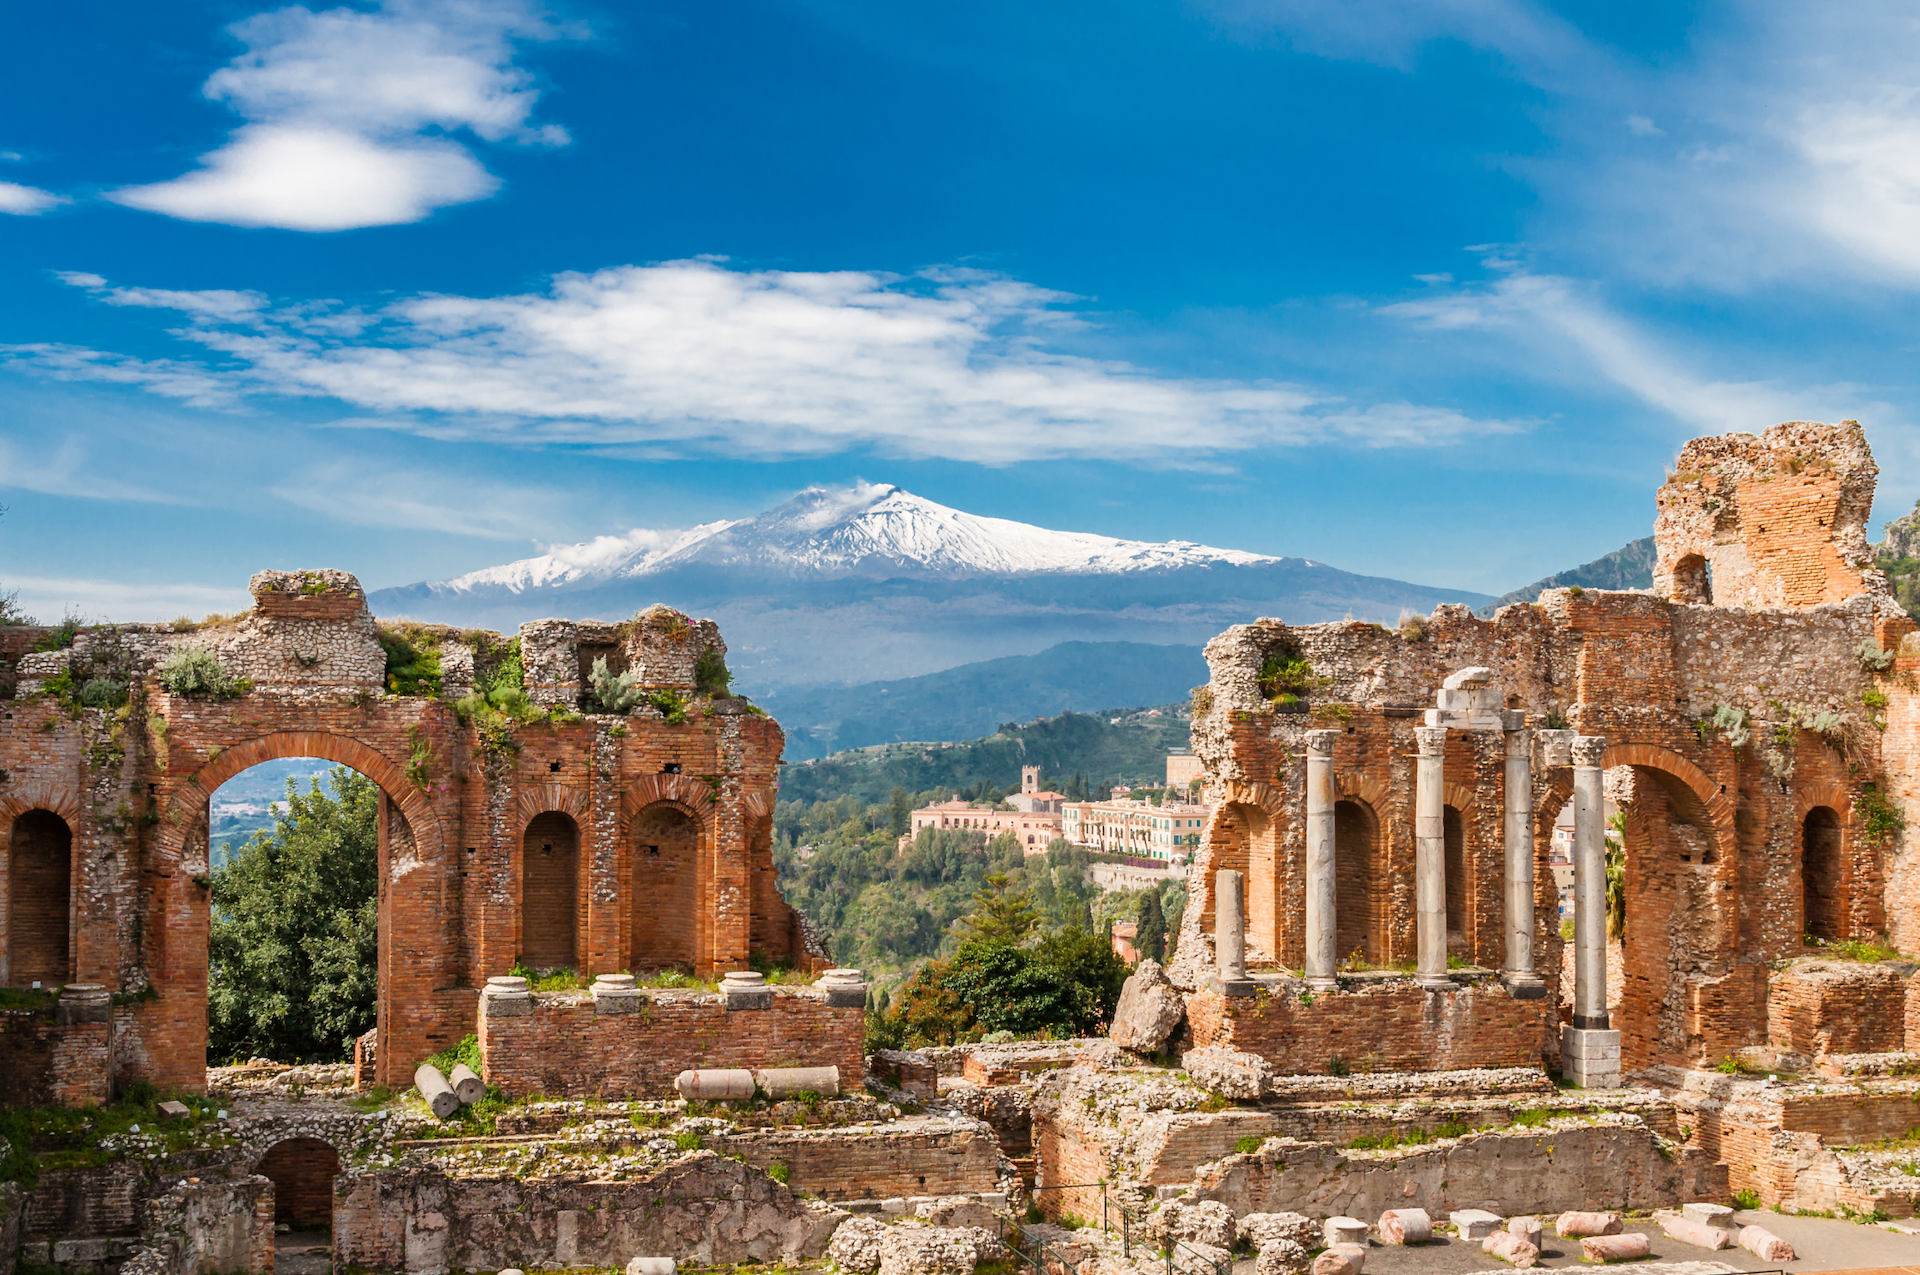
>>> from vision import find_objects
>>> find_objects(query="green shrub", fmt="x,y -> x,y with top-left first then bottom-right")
674,1130 -> 703,1151
1857,783 -> 1906,845
1732,1188 -> 1761,1210
426,1034 -> 482,1075
694,647 -> 732,696
379,629 -> 443,697
644,688 -> 688,725
1327,1054 -> 1350,1077
157,645 -> 248,698
767,1158 -> 791,1184
1235,1135 -> 1264,1155
76,676 -> 128,709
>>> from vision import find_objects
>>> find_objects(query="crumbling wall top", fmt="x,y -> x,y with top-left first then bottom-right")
1652,420 -> 1891,611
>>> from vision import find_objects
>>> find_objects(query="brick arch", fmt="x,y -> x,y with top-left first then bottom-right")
1601,742 -> 1735,844
1794,779 -> 1853,944
1333,771 -> 1391,812
1215,779 -> 1287,820
617,773 -> 717,831
1795,780 -> 1852,825
0,782 -> 83,836
163,730 -> 442,861
1442,783 -> 1477,817
513,781 -> 589,830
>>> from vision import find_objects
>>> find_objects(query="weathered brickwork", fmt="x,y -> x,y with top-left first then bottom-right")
480,988 -> 862,1099
1179,421 -> 1920,1074
708,1122 -> 1003,1201
0,571 -> 832,1101
1185,983 -> 1551,1073
1767,959 -> 1912,1056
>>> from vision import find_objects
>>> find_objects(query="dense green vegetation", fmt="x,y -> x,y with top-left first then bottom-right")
209,767 -> 378,1063
775,793 -> 1185,985
777,707 -> 1191,806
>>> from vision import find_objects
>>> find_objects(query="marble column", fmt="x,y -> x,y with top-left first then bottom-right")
1304,729 -> 1339,990
1214,868 -> 1252,995
1564,733 -> 1620,1087
1502,712 -> 1545,997
1414,726 -> 1451,990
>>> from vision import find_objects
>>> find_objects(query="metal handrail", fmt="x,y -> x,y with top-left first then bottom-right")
1166,1237 -> 1232,1275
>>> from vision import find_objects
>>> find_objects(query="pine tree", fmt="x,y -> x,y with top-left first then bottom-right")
953,872 -> 1041,942
890,787 -> 912,837
1135,888 -> 1167,963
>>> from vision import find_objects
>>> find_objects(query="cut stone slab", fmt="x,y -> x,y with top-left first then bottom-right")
1659,1215 -> 1732,1251
1681,1203 -> 1735,1230
1556,1211 -> 1623,1237
1450,1210 -> 1503,1240
157,1100 -> 191,1121
1324,1217 -> 1368,1247
1110,959 -> 1187,1052
1378,1209 -> 1432,1245
1184,1045 -> 1273,1100
1580,1233 -> 1651,1263
625,1261 -> 676,1275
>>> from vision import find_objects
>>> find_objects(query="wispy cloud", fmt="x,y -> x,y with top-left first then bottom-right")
268,460 -> 566,539
1381,263 -> 1890,434
4,574 -> 253,625
110,0 -> 575,231
0,181 -> 65,215
10,261 -> 1525,463
0,436 -> 199,504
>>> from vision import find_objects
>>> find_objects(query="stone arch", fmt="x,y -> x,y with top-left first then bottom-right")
1795,780 -> 1852,944
514,781 -> 589,828
7,809 -> 73,988
631,800 -> 701,972
254,1137 -> 340,1228
1444,804 -> 1467,947
1208,802 -> 1280,961
1670,553 -> 1712,605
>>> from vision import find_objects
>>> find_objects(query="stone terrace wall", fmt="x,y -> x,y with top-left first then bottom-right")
333,1155 -> 843,1271
481,987 -> 863,1099
1187,1117 -> 1722,1220
1186,983 -> 1553,1075
709,1119 -> 1003,1201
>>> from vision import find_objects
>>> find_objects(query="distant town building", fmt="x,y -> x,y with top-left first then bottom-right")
1166,749 -> 1204,792
1008,765 -> 1066,813
1063,795 -> 1209,861
907,798 -> 1063,853
1110,920 -> 1140,963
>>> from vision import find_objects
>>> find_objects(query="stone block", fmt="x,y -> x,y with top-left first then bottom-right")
626,1260 -> 677,1275
1680,1202 -> 1735,1230
1481,1231 -> 1539,1268
881,1198 -> 908,1215
1256,1238 -> 1310,1275
1313,1242 -> 1367,1275
1184,1045 -> 1273,1100
157,1100 -> 191,1120
1506,1217 -> 1542,1249
1111,959 -> 1187,1052
1658,1214 -> 1732,1250
1561,1026 -> 1621,1089
1449,1209 -> 1502,1240
722,971 -> 774,1011
1323,1217 -> 1368,1247
819,968 -> 868,1008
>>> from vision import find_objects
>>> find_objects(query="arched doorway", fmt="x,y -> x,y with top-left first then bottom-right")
523,811 -> 580,970
8,809 -> 72,988
1334,798 -> 1381,964
1803,806 -> 1842,942
1443,806 -> 1466,954
632,804 -> 697,971
1671,553 -> 1712,604
255,1137 -> 340,1228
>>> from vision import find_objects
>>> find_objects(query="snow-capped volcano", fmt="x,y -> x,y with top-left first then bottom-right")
371,481 -> 1489,690
430,482 -> 1284,595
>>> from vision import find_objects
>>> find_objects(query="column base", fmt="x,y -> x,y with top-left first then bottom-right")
1502,972 -> 1549,1000
1304,975 -> 1339,993
1209,975 -> 1256,997
1416,975 -> 1454,992
1561,1025 -> 1621,1089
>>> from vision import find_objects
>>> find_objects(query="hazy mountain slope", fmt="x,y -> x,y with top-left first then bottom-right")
371,483 -> 1493,689
1476,538 -> 1656,616
761,640 -> 1207,760
777,707 -> 1192,807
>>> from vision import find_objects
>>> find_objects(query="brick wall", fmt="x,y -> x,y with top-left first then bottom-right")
481,987 -> 863,1099
1185,982 -> 1551,1075
1768,960 -> 1910,1056
7,809 -> 71,987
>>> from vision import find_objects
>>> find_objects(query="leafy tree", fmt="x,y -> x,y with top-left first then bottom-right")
944,939 -> 1079,1037
954,872 -> 1041,942
209,766 -> 378,1063
890,787 -> 912,837
1034,925 -> 1131,1035
1135,888 -> 1167,962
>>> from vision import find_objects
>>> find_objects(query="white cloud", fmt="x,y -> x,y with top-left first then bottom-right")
0,437 -> 196,504
1196,0 -> 1597,81
0,181 -> 65,215
268,460 -> 563,539
111,0 -> 571,230
7,261 -> 1523,462
1625,114 -> 1662,136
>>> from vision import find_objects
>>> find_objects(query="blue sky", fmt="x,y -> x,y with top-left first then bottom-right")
5,0 -> 1920,620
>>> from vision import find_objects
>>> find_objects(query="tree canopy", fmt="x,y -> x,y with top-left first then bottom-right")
208,765 -> 378,1063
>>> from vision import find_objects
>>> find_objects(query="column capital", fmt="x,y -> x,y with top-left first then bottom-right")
1413,725 -> 1447,756
1571,735 -> 1608,768
1305,729 -> 1338,757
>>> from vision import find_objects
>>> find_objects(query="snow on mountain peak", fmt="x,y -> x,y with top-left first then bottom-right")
426,482 -> 1280,595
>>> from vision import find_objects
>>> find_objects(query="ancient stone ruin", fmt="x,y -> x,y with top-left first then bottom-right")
5,418 -> 1920,1275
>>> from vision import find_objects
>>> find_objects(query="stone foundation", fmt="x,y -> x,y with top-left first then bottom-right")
479,985 -> 863,1100
1185,981 -> 1552,1076
333,1155 -> 845,1271
1768,959 -> 1915,1057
